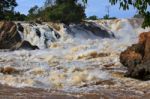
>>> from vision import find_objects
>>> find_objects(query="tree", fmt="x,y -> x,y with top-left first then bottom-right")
28,5 -> 39,15
45,0 -> 55,7
14,12 -> 26,21
27,5 -> 39,20
103,14 -> 109,19
109,0 -> 150,28
82,0 -> 150,28
28,0 -> 86,24
133,13 -> 143,18
0,0 -> 17,20
48,0 -> 86,24
88,15 -> 98,20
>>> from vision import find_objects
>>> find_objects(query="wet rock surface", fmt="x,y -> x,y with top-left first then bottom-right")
0,21 -> 39,50
68,22 -> 115,38
0,21 -> 21,49
18,41 -> 39,50
120,31 -> 150,80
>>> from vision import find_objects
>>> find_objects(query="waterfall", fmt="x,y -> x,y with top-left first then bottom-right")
15,21 -> 114,50
16,22 -> 61,49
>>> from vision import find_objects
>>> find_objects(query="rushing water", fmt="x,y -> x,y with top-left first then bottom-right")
0,19 -> 150,93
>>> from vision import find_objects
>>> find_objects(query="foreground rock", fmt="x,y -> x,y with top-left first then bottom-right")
120,31 -> 150,80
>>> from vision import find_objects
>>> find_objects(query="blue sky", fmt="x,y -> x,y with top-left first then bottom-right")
15,0 -> 137,18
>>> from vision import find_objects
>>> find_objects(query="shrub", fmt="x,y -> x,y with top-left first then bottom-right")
88,15 -> 98,20
28,0 -> 86,24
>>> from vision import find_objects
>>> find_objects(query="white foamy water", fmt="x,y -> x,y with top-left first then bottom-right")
0,19 -> 150,92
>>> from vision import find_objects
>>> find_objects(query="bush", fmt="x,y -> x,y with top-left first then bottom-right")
0,0 -> 18,20
3,11 -> 26,21
28,0 -> 86,24
27,5 -> 39,21
133,14 -> 143,18
88,15 -> 98,20
102,14 -> 117,20
103,14 -> 109,19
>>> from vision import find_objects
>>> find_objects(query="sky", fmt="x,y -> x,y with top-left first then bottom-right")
15,0 -> 138,18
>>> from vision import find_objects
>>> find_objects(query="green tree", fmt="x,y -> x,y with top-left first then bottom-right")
14,12 -> 26,21
103,14 -> 109,19
48,0 -> 86,24
109,0 -> 150,28
29,0 -> 86,24
133,13 -> 143,18
0,0 -> 17,20
88,15 -> 98,20
27,5 -> 39,20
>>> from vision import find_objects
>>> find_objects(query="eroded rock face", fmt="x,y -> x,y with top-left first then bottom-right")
0,21 -> 22,49
0,21 -> 39,50
18,41 -> 39,50
120,31 -> 150,80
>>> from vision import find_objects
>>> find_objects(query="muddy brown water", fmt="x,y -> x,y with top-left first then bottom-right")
0,84 -> 149,99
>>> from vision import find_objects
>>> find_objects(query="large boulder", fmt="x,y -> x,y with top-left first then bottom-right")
18,41 -> 39,50
0,21 -> 22,49
120,31 -> 150,80
0,21 -> 39,50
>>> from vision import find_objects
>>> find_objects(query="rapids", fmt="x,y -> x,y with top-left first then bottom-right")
0,19 -> 150,93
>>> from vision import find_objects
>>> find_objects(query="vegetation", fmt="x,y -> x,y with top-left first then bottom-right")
27,5 -> 39,20
4,11 -> 26,21
47,0 -> 85,24
102,14 -> 117,20
27,0 -> 86,24
0,0 -> 149,26
82,0 -> 150,28
133,14 -> 143,18
0,0 -> 26,21
87,15 -> 98,20
109,0 -> 150,28
103,14 -> 110,19
0,0 -> 17,20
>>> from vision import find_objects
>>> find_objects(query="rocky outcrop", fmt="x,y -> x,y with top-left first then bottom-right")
82,22 -> 115,38
120,31 -> 150,80
0,21 -> 39,50
0,21 -> 22,49
18,41 -> 39,50
17,23 -> 24,32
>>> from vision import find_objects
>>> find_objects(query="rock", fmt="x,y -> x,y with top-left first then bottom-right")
35,18 -> 42,24
0,66 -> 18,74
143,35 -> 150,61
120,44 -> 144,67
17,23 -> 24,32
139,32 -> 150,44
35,28 -> 41,38
120,31 -> 150,80
81,22 -> 115,38
0,21 -> 22,49
29,22 -> 37,26
18,41 -> 39,50
0,21 -> 39,50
